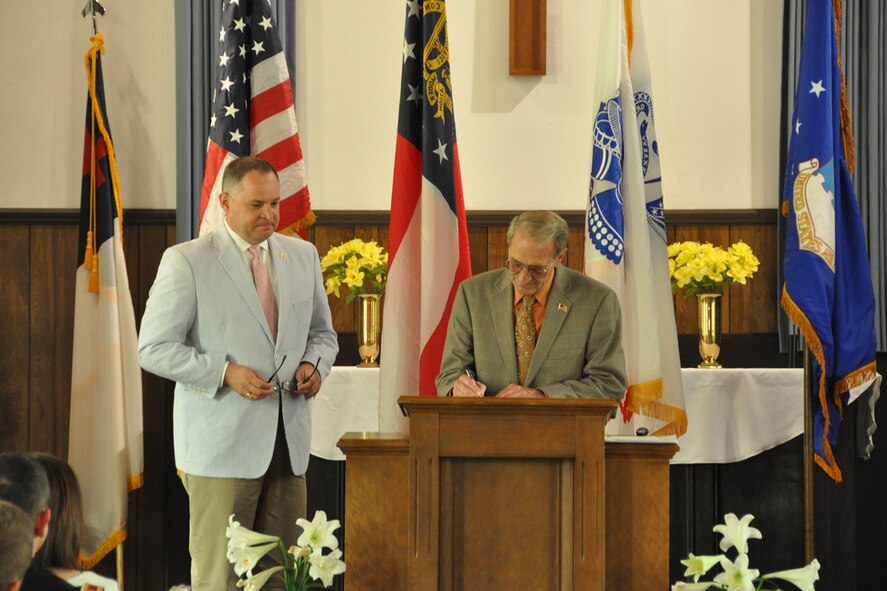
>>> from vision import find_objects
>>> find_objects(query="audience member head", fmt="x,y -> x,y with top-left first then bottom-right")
0,500 -> 32,591
30,454 -> 84,571
0,452 -> 51,556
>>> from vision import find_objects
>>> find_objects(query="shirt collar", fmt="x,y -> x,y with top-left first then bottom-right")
513,266 -> 557,308
224,220 -> 268,253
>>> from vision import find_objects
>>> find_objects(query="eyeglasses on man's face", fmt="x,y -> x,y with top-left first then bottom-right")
504,257 -> 557,280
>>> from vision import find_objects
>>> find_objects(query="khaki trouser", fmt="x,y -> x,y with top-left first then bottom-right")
182,422 -> 307,591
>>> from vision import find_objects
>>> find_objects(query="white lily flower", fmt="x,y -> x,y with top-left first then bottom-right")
308,547 -> 347,587
229,541 -> 278,577
761,558 -> 821,591
714,554 -> 760,591
296,510 -> 341,550
712,513 -> 763,554
681,553 -> 725,582
288,544 -> 311,560
671,582 -> 716,591
235,566 -> 284,591
226,514 -> 280,549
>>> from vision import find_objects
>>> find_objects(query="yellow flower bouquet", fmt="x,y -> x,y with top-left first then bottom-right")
320,239 -> 388,303
668,240 -> 760,296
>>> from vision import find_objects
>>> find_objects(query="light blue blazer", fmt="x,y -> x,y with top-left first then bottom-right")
138,229 -> 338,478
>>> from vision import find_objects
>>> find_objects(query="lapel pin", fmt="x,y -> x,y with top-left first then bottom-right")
558,303 -> 568,313
279,252 -> 287,260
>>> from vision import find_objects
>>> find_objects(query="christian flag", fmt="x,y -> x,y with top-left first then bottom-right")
379,0 -> 472,431
69,34 -> 144,567
585,0 -> 686,437
199,0 -> 313,237
781,0 -> 877,482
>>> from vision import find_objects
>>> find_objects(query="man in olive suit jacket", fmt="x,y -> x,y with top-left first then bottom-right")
436,211 -> 626,399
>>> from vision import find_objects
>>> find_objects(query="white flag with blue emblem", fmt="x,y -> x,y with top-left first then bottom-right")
585,0 -> 686,437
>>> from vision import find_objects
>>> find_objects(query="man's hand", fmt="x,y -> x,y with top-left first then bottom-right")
496,384 -> 545,398
452,374 -> 487,397
225,364 -> 275,401
295,362 -> 322,399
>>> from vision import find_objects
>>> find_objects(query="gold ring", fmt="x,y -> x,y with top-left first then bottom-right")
246,391 -> 253,399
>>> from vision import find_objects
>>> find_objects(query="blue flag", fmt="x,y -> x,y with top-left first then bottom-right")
781,0 -> 877,482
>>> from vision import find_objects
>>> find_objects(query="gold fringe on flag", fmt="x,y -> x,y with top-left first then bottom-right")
832,0 -> 856,174
83,33 -> 125,294
623,0 -> 634,65
781,286 -> 843,482
624,378 -> 689,437
278,209 -> 317,237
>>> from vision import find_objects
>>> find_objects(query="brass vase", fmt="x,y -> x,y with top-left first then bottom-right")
697,293 -> 723,368
357,294 -> 382,367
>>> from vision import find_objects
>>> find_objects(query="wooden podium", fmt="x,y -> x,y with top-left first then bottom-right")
338,397 -> 677,591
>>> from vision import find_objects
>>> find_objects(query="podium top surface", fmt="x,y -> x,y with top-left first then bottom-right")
398,395 -> 619,418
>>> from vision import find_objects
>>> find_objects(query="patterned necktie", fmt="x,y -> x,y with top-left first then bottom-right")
515,295 -> 537,385
249,245 -> 278,341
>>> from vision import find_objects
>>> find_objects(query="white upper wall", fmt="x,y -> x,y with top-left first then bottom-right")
1,0 -> 781,211
1,0 -> 176,210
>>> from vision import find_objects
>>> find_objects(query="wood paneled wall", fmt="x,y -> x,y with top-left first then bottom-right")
304,209 -> 780,338
0,208 -> 778,590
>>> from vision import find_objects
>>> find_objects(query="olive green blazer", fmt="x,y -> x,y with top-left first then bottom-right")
436,266 -> 626,399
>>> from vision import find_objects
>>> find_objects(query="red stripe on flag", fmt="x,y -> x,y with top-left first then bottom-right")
418,146 -> 472,395
200,141 -> 229,224
257,134 -> 303,173
82,131 -> 109,187
278,185 -> 311,230
250,80 -> 295,128
388,135 -> 423,262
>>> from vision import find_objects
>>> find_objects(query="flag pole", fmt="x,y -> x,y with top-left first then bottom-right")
802,341 -> 815,563
117,544 -> 125,591
80,0 -> 105,35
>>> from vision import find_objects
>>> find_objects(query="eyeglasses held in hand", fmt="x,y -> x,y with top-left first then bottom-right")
504,258 -> 556,280
299,356 -> 322,386
266,354 -> 287,382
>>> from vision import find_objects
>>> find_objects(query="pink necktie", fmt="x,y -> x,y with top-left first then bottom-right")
249,245 -> 278,341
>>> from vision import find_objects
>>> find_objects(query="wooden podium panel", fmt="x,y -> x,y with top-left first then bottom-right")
339,399 -> 677,591
439,458 -> 567,590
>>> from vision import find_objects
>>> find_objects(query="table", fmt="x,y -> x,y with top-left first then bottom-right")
310,366 -> 878,464
309,367 -> 379,461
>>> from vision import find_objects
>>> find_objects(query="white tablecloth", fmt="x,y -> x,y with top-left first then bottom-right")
309,366 -> 877,464
669,368 -> 803,463
309,367 -> 380,461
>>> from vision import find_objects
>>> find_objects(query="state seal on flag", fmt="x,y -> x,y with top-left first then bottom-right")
791,158 -> 836,271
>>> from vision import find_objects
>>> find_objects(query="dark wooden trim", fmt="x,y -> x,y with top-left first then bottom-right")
1,208 -> 780,227
0,209 -> 176,225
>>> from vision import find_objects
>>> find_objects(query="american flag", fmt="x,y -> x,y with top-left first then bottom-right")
69,33 -> 144,568
379,0 -> 472,431
199,0 -> 312,236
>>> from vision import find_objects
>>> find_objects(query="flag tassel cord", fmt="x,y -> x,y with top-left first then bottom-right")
83,32 -> 125,293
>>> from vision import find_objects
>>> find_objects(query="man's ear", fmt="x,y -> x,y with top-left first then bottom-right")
219,191 -> 231,215
34,507 -> 51,543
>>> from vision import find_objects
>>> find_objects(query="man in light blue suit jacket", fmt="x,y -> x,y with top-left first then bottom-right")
138,157 -> 338,591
